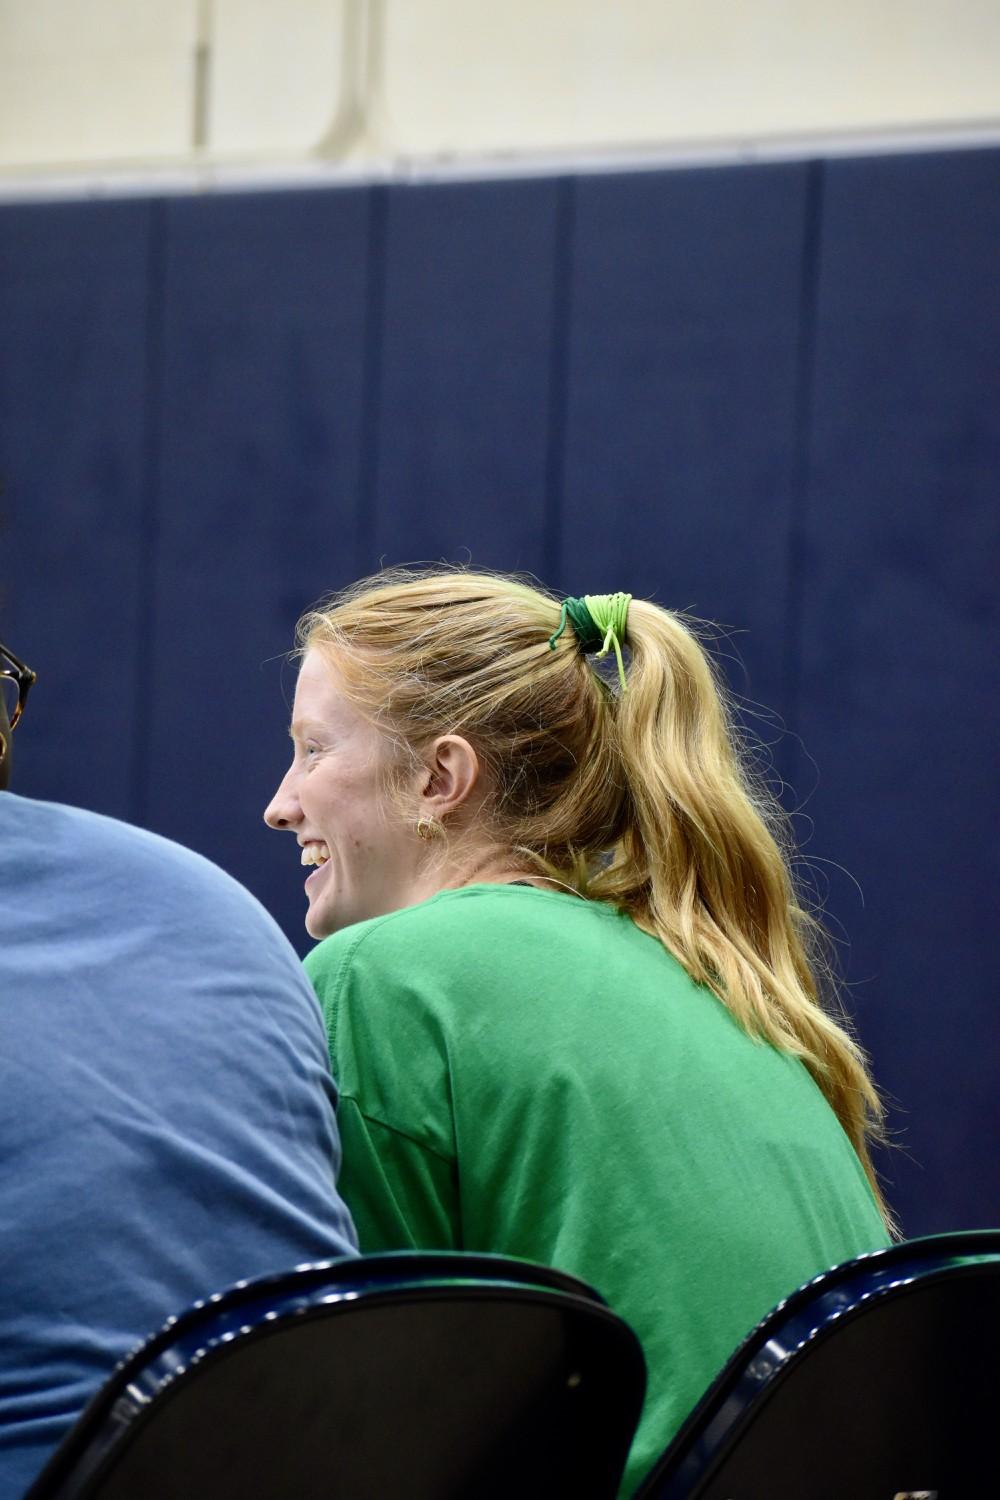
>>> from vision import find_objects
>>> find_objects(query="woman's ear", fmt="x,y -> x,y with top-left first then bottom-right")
419,735 -> 482,821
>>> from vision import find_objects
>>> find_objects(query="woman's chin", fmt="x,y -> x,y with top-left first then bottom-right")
303,859 -> 336,939
305,888 -> 360,941
305,896 -> 336,941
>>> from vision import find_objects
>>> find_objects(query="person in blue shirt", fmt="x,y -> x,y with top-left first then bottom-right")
0,638 -> 357,1496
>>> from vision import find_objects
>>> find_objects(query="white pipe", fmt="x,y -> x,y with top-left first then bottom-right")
192,0 -> 215,151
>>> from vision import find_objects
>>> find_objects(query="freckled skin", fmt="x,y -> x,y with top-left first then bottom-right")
264,650 -> 430,939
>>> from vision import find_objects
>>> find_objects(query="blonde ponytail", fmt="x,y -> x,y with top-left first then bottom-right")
590,600 -> 892,1227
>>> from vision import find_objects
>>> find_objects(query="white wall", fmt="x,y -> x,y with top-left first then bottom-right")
1,0 -> 998,176
382,1 -> 1000,153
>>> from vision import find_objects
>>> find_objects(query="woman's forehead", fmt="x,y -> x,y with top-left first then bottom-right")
293,648 -> 340,704
293,650 -> 371,733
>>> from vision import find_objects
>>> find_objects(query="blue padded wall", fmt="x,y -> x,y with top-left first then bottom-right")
140,187 -> 372,931
372,177 -> 564,571
2,149 -> 997,1238
795,149 -> 1000,1227
1,199 -> 155,819
560,162 -> 812,730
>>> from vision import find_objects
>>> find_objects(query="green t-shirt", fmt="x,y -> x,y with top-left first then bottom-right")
306,884 -> 889,1495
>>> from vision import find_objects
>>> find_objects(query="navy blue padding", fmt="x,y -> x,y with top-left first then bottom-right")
559,163 -> 811,725
371,178 -> 562,574
795,150 -> 1000,1234
0,199 -> 154,820
140,188 -> 371,947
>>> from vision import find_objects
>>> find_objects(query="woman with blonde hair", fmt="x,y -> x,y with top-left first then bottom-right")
265,568 -> 891,1495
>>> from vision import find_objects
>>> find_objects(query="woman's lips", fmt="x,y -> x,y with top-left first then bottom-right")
301,841 -> 331,892
304,859 -> 331,891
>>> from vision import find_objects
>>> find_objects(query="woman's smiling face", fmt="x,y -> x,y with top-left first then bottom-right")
264,649 -> 423,938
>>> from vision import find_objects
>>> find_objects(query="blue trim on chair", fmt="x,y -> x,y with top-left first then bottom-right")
635,1229 -> 1000,1498
111,1253 -> 611,1417
28,1251 -> 636,1500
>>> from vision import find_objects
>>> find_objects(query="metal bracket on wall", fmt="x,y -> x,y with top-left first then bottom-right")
313,0 -> 396,162
192,0 -> 214,151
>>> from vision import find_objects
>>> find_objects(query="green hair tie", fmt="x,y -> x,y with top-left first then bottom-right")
548,592 -> 632,693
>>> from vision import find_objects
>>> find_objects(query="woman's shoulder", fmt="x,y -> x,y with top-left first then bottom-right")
304,885 -> 496,983
304,882 -> 683,1003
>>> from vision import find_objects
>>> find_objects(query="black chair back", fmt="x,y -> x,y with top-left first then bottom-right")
635,1229 -> 1000,1500
27,1250 -> 646,1500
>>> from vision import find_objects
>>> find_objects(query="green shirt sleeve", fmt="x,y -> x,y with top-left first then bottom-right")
305,924 -> 461,1254
335,1098 -> 461,1252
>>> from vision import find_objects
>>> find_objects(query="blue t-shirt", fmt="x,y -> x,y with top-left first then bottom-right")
0,794 -> 357,1496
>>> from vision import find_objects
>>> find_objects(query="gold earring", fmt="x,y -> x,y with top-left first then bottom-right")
416,817 -> 440,842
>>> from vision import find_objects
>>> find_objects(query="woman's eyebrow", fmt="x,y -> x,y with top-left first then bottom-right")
288,718 -> 326,740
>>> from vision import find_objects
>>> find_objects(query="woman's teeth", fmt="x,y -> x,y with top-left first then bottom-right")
301,843 -> 331,867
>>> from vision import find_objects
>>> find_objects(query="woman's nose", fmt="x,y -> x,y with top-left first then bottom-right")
264,771 -> 300,830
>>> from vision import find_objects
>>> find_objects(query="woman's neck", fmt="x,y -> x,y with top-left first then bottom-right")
443,850 -> 583,898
